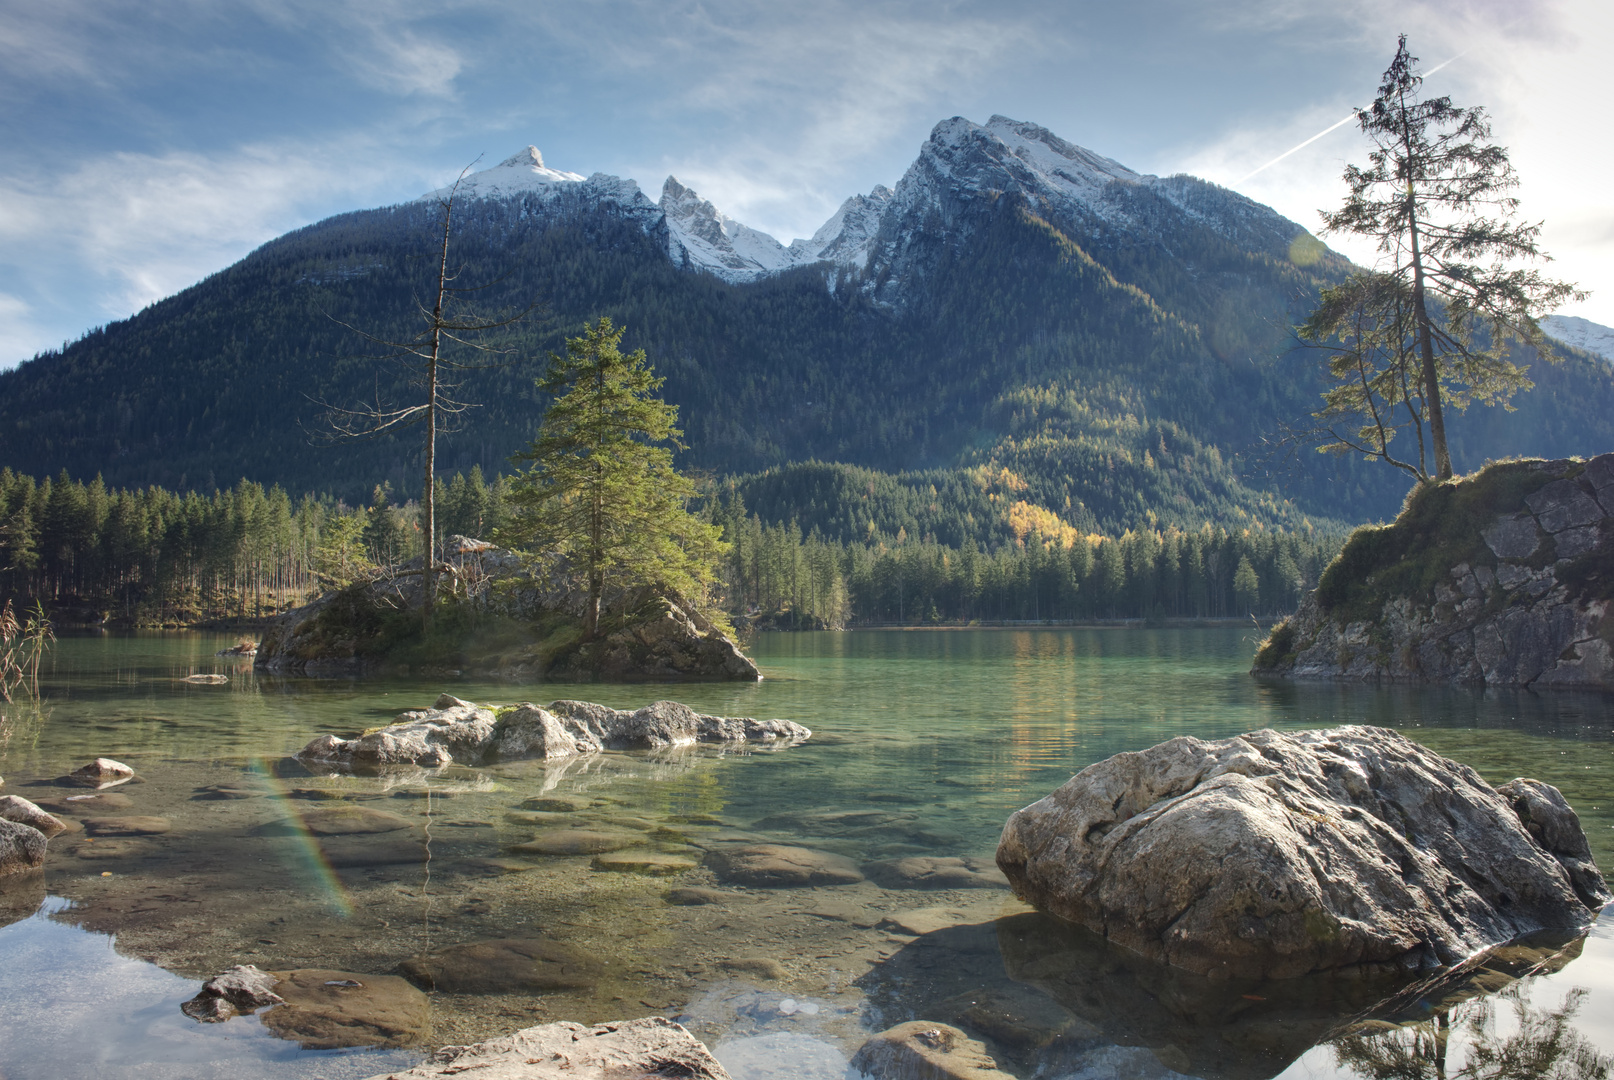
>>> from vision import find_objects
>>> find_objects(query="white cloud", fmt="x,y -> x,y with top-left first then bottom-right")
0,293 -> 61,364
0,138 -> 436,366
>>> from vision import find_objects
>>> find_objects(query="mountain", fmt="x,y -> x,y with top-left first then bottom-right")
1542,315 -> 1614,367
2,116 -> 1612,541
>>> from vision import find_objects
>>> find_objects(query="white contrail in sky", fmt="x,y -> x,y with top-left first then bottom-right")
1237,53 -> 1466,184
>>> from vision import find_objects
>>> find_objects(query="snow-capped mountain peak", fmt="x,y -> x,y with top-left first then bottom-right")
420,146 -> 587,201
660,176 -> 798,282
790,186 -> 892,269
1543,315 -> 1614,367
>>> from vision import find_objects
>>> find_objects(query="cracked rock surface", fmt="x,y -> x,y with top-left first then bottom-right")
1256,454 -> 1614,690
996,726 -> 1610,979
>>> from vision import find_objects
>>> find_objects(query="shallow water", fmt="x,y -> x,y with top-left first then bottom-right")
0,627 -> 1611,1080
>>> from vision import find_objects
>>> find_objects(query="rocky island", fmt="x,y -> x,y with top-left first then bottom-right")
256,536 -> 759,682
1254,454 -> 1613,690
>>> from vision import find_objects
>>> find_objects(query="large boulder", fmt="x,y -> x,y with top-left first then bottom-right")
360,1017 -> 731,1080
257,536 -> 760,681
298,694 -> 810,770
996,726 -> 1609,979
1255,455 -> 1614,690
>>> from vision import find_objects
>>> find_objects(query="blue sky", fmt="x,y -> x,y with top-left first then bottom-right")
1,0 -> 1608,369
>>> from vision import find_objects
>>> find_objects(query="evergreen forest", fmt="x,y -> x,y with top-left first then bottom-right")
0,466 -> 1341,628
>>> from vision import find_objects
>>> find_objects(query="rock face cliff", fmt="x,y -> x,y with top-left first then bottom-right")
1254,455 -> 1614,691
256,537 -> 759,682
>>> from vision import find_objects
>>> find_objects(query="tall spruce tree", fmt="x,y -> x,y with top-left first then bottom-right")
1309,35 -> 1584,480
504,318 -> 726,640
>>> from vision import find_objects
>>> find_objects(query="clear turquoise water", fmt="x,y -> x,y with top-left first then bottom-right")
1,627 -> 1612,1080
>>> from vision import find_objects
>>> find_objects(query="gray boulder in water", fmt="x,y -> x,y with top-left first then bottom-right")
0,819 -> 47,876
996,726 -> 1610,979
298,694 -> 810,770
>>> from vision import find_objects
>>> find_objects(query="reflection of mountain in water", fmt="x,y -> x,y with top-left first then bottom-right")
858,911 -> 1604,1080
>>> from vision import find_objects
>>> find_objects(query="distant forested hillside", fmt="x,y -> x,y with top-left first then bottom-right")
3,175 -> 1612,545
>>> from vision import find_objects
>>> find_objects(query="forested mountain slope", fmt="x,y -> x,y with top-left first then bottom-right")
2,115 -> 1611,540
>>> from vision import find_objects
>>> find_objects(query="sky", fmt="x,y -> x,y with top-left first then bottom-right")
0,0 -> 1608,369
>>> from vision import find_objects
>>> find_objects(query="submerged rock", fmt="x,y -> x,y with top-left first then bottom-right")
865,856 -> 1008,890
704,844 -> 864,887
297,693 -> 810,771
397,938 -> 603,993
851,1021 -> 1016,1080
259,969 -> 429,1049
82,815 -> 171,836
1255,455 -> 1614,690
0,819 -> 47,875
360,1017 -> 731,1080
997,726 -> 1610,979
0,795 -> 69,838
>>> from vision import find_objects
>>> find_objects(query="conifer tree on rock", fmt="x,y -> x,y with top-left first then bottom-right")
1306,35 -> 1584,481
505,318 -> 726,640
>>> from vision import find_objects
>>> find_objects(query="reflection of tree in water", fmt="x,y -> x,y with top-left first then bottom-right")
1335,986 -> 1610,1080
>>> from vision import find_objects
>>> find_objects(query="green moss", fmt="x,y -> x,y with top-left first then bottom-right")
1252,619 -> 1297,671
1315,460 -> 1572,625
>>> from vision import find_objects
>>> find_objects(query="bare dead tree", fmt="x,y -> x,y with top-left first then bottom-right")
315,164 -> 532,629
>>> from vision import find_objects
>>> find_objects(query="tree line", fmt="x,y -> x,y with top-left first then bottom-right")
0,465 -> 1340,627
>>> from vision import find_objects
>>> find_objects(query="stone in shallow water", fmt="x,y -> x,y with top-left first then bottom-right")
259,969 -> 429,1050
397,938 -> 603,993
82,815 -> 171,836
716,957 -> 787,981
851,1021 -> 1015,1080
997,726 -> 1611,979
181,964 -> 284,1022
192,785 -> 259,800
0,820 -> 46,876
74,838 -> 154,860
0,795 -> 70,837
34,791 -> 135,813
359,1017 -> 730,1080
879,907 -> 982,938
509,828 -> 637,855
938,984 -> 1083,1053
516,795 -> 592,812
67,758 -> 135,789
592,849 -> 697,875
665,887 -> 747,906
296,806 -> 413,836
703,844 -> 864,887
865,856 -> 1008,890
319,838 -> 426,868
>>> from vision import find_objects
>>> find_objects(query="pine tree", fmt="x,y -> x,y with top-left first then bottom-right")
1311,36 -> 1584,480
504,317 -> 726,639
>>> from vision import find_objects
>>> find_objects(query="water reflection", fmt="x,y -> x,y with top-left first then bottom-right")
4,628 -> 1614,1079
1332,986 -> 1609,1080
860,909 -> 1613,1080
0,890 -> 421,1080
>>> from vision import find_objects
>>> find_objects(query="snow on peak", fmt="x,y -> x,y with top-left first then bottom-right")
500,146 -> 547,169
1543,315 -> 1614,366
660,176 -> 798,282
418,146 -> 586,201
905,115 -> 1149,215
790,186 -> 892,269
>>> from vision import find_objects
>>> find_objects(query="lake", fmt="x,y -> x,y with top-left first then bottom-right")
1,627 -> 1612,1080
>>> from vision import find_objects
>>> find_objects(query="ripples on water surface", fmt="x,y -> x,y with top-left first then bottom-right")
0,627 -> 1611,1079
